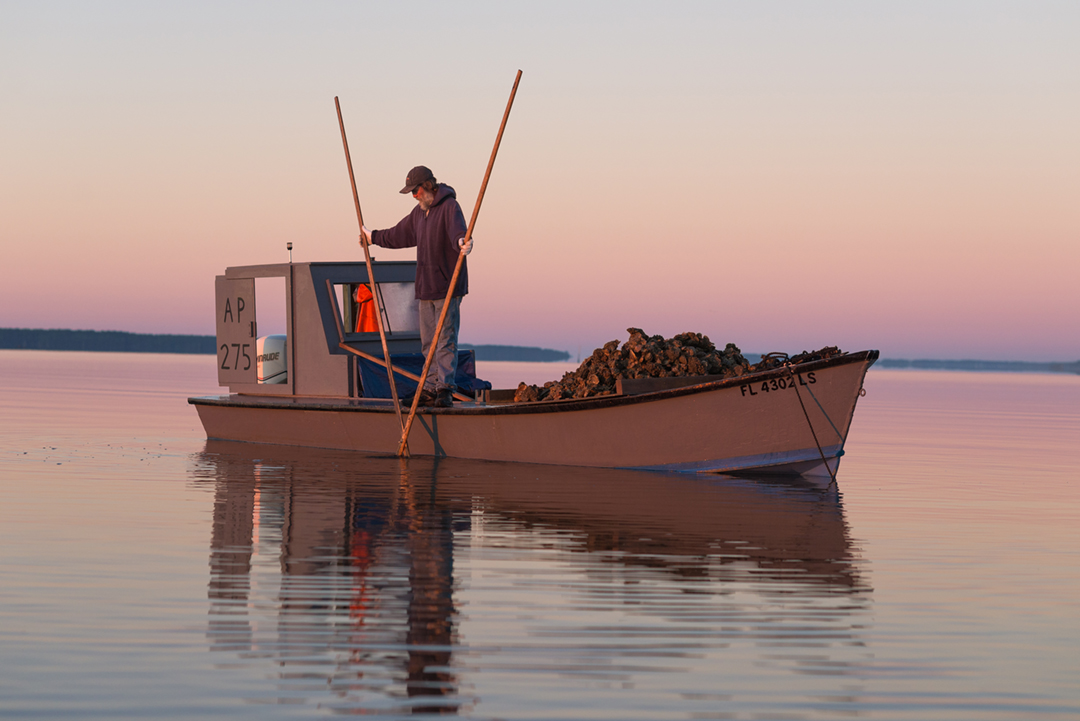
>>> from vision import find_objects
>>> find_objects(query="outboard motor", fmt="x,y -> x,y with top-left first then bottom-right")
256,335 -> 287,384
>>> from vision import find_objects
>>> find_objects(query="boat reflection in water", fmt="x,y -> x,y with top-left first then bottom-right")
192,440 -> 870,716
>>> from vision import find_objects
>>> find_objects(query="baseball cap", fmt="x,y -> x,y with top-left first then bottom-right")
399,165 -> 434,194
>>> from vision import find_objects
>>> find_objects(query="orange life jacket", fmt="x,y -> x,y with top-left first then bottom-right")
353,284 -> 380,333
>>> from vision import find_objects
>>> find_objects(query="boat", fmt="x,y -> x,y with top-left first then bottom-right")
189,259 -> 877,481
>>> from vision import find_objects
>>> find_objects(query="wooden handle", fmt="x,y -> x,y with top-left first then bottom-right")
336,96 -> 409,454
397,70 -> 522,456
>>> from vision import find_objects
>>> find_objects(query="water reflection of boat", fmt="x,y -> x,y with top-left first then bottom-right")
189,261 -> 877,479
193,441 -> 869,714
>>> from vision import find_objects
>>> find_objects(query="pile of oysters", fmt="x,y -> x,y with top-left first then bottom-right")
514,327 -> 841,403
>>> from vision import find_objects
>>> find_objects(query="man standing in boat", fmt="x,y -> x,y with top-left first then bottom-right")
360,165 -> 473,408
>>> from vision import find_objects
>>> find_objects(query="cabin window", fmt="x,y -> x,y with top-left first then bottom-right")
337,282 -> 419,336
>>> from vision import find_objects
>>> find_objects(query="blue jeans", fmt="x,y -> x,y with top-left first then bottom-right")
418,296 -> 461,393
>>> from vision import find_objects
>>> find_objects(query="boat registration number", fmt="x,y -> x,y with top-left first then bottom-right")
740,372 -> 816,397
219,343 -> 253,371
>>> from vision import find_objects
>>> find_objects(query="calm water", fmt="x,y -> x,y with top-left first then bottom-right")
1,350 -> 1077,720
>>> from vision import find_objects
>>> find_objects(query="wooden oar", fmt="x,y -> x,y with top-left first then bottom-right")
335,96 -> 409,455
397,69 -> 523,457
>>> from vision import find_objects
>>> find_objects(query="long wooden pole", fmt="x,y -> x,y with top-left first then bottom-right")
397,69 -> 522,456
335,96 -> 409,455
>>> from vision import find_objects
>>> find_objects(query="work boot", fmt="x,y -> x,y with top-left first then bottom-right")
409,388 -> 437,407
434,388 -> 453,408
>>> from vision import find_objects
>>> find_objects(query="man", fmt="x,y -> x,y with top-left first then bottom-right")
360,165 -> 473,408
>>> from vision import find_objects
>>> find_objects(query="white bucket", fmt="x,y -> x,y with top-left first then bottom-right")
256,335 -> 287,384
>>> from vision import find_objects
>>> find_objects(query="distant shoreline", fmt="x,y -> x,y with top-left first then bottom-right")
1,328 -> 215,355
0,328 -> 572,363
872,358 -> 1080,374
1,329 -> 1075,373
459,344 -> 571,362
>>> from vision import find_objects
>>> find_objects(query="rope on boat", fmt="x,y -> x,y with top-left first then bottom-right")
802,381 -> 844,442
782,360 -> 839,487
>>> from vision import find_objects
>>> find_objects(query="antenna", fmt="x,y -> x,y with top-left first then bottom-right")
286,242 -> 293,263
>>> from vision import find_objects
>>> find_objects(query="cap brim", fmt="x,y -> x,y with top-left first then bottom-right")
399,184 -> 417,194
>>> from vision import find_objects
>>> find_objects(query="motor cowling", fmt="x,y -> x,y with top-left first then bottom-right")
256,335 -> 287,384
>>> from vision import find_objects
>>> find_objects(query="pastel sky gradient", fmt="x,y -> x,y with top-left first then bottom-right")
2,2 -> 1077,360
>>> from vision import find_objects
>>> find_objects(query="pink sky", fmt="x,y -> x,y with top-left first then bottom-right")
2,3 -> 1077,361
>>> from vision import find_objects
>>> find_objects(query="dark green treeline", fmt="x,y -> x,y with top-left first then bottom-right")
0,328 -> 215,354
0,328 -> 573,362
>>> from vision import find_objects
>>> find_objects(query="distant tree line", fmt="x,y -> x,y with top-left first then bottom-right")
460,344 -> 571,362
10,329 -> 1071,372
0,329 -> 574,362
0,328 -> 216,354
876,357 -> 1079,374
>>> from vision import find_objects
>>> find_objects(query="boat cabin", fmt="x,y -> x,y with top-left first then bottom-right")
215,260 -> 423,398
